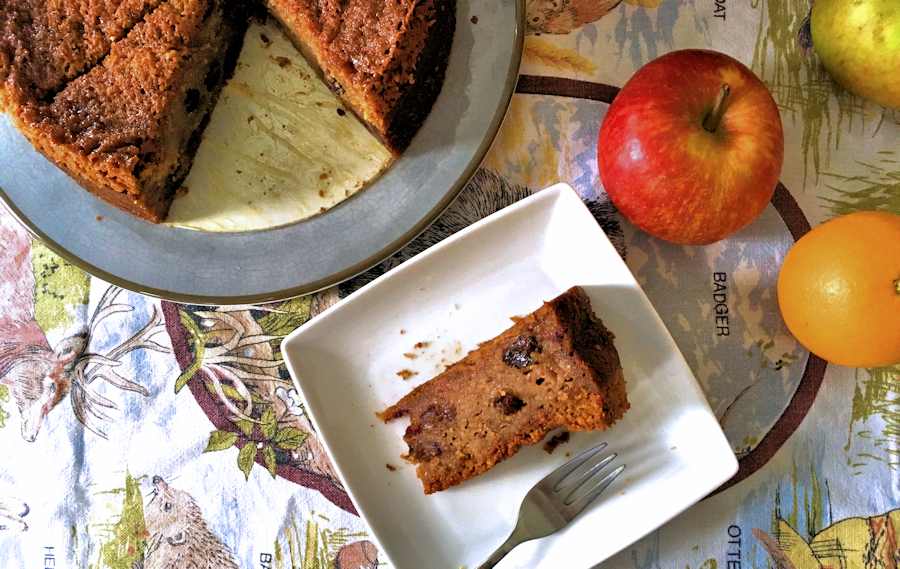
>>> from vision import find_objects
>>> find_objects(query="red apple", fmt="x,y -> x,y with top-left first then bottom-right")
597,49 -> 784,245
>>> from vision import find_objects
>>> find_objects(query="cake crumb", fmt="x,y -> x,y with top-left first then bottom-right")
543,431 -> 570,454
272,55 -> 292,68
414,341 -> 430,350
470,15 -> 479,24
403,352 -> 417,360
400,329 -> 407,335
397,369 -> 418,380
259,33 -> 271,47
336,107 -> 347,116
386,463 -> 397,472
319,171 -> 329,180
95,215 -> 104,222
318,189 -> 327,198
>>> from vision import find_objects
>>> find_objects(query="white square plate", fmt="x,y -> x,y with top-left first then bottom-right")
282,184 -> 738,569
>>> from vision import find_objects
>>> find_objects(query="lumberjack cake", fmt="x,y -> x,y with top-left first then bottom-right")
378,286 -> 630,494
0,0 -> 456,222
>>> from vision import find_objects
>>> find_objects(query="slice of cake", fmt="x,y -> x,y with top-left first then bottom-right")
15,0 -> 246,221
263,0 -> 456,152
378,286 -> 630,494
0,0 -> 164,106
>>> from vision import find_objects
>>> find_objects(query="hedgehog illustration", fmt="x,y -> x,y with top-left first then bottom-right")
334,168 -> 626,304
526,0 -> 622,35
136,476 -> 238,569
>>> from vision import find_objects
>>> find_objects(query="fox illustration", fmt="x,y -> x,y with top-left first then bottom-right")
526,0 -> 622,34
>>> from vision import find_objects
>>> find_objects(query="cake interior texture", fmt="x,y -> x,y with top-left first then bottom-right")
378,286 -> 630,494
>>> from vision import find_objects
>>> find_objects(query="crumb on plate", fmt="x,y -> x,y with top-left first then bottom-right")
544,431 -> 571,454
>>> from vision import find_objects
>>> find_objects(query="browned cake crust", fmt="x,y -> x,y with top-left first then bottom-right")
0,0 -> 164,107
264,0 -> 456,153
13,0 -> 246,222
379,287 -> 630,494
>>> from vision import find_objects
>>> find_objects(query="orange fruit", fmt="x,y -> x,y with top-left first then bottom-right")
777,210 -> 900,368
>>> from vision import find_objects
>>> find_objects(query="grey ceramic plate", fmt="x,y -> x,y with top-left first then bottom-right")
0,0 -> 524,304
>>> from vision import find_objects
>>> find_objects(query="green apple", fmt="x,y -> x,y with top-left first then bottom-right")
811,0 -> 900,109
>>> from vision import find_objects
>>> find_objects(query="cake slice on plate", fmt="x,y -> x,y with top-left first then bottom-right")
0,0 -> 165,106
15,0 -> 246,222
379,286 -> 630,494
264,0 -> 456,153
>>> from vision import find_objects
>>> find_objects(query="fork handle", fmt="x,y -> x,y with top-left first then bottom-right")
477,530 -> 526,569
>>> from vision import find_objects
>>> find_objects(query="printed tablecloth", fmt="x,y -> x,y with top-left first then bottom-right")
1,1 -> 899,568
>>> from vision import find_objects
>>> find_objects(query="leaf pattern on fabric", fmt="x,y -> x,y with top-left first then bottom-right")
238,442 -> 258,480
30,240 -> 90,334
205,430 -> 239,452
168,306 -> 336,489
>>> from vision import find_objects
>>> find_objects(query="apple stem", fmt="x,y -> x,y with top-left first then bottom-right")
703,84 -> 731,133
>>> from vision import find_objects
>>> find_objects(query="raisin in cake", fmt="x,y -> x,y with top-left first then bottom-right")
14,0 -> 246,221
378,286 -> 630,494
263,0 -> 456,153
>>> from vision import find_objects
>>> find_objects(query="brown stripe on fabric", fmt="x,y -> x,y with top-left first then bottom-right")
515,75 -> 619,104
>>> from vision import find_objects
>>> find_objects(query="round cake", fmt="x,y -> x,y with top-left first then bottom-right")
0,0 -> 456,223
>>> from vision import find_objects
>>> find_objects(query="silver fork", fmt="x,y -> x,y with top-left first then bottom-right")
477,442 -> 625,569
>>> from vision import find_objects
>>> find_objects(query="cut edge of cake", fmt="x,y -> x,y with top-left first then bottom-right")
264,0 -> 456,154
378,286 -> 630,494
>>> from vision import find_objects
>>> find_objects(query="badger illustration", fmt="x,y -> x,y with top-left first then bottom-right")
336,168 -> 625,302
136,476 -> 238,569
